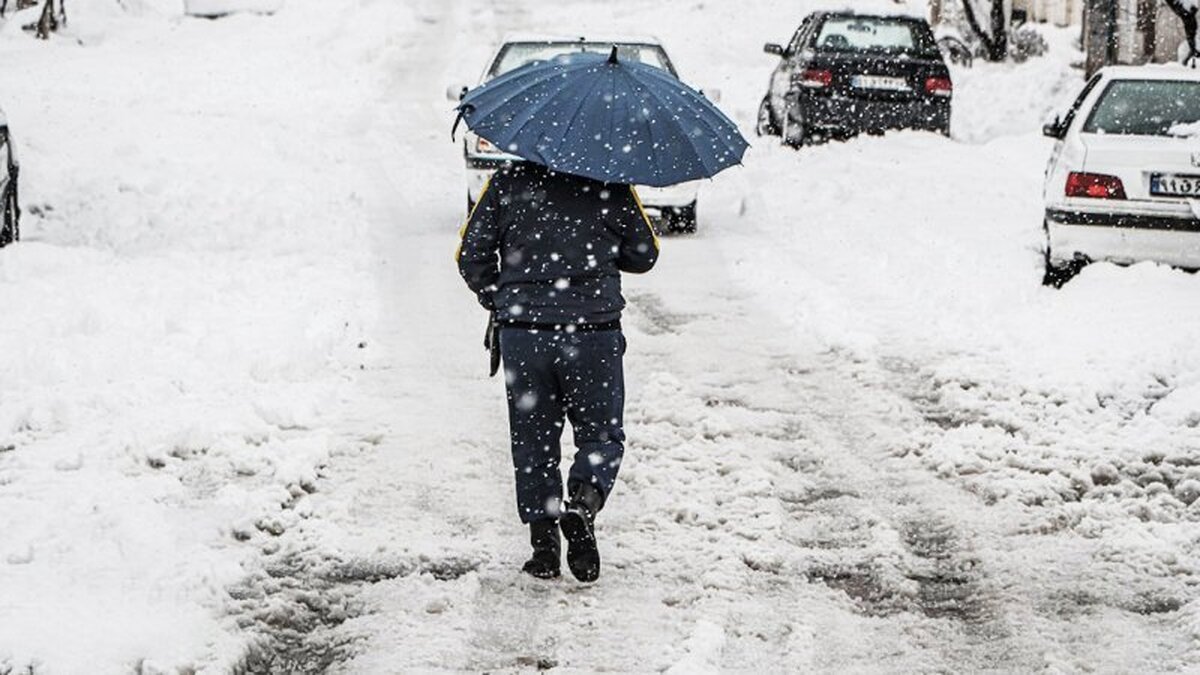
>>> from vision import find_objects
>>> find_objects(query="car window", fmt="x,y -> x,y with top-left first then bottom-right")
815,16 -> 939,57
490,42 -> 675,79
1083,79 -> 1200,136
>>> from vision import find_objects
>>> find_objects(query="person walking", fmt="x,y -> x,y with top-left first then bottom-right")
456,160 -> 658,582
450,46 -> 746,582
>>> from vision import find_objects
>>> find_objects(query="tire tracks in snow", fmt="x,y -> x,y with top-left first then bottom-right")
628,265 -> 1199,671
620,284 -> 1038,671
779,350 -> 1031,668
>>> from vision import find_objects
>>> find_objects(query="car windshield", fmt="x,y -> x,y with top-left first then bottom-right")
815,16 -> 938,57
1083,79 -> 1200,136
489,42 -> 675,79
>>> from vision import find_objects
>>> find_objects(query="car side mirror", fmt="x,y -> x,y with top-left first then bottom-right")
445,84 -> 469,102
763,43 -> 785,57
1042,116 -> 1066,140
701,88 -> 722,103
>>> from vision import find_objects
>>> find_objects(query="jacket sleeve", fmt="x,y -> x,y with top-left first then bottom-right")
456,177 -> 502,309
613,186 -> 659,274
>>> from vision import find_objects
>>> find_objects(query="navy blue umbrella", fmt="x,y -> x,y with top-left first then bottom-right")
453,48 -> 748,187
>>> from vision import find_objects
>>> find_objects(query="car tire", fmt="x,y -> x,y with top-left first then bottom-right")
1,181 -> 16,248
1041,222 -> 1083,288
782,106 -> 807,149
756,97 -> 779,137
1043,255 -> 1083,288
666,202 -> 697,234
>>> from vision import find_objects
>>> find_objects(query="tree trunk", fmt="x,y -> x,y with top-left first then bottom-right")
1164,0 -> 1200,60
35,0 -> 56,39
1084,0 -> 1119,75
962,0 -> 1008,60
989,0 -> 1009,59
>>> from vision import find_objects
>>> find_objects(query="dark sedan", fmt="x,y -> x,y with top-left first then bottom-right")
758,11 -> 952,147
0,110 -> 18,248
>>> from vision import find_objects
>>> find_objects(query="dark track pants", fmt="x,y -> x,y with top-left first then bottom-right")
499,328 -> 626,524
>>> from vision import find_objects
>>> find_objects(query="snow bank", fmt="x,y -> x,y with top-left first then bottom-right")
1152,382 -> 1200,428
950,26 -> 1083,142
0,0 -> 410,670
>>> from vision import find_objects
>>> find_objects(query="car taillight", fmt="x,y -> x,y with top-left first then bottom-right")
794,69 -> 833,88
476,136 -> 500,154
924,77 -> 952,97
1066,172 -> 1126,199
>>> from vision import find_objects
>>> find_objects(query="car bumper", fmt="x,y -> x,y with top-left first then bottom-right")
466,160 -> 699,211
793,91 -> 949,134
1046,207 -> 1200,269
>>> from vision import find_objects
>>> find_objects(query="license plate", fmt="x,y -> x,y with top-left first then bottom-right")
851,75 -> 909,91
1151,173 -> 1200,197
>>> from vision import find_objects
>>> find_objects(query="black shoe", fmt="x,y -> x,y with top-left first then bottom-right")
521,519 -> 561,579
560,483 -> 604,582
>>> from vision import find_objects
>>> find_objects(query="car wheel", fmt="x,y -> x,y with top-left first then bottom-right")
1,183 -> 16,248
1043,255 -> 1083,288
756,97 -> 779,137
1041,222 -> 1083,288
666,202 -> 697,234
782,107 -> 807,149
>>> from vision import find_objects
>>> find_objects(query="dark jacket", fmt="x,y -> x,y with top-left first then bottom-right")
456,162 -> 659,326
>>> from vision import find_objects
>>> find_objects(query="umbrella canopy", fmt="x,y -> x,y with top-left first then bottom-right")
454,48 -> 748,187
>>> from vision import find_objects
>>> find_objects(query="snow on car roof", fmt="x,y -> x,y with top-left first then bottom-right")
1099,64 -> 1200,81
499,32 -> 665,46
812,1 -> 927,19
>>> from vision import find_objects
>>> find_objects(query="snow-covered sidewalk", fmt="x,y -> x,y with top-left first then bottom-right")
0,1 -> 399,669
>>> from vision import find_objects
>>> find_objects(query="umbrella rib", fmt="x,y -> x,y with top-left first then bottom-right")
667,76 -> 739,170
493,66 -> 611,169
532,67 -> 613,167
615,69 -> 684,186
626,70 -> 721,178
466,68 -> 582,126
471,64 -> 612,173
633,66 -> 747,166
627,76 -> 666,186
607,63 -> 620,182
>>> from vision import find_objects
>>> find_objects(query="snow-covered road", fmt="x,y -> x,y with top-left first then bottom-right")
2,0 -> 1200,672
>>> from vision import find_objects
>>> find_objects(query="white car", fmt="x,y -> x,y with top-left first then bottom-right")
1042,65 -> 1200,285
447,35 -> 706,233
0,106 -> 19,248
